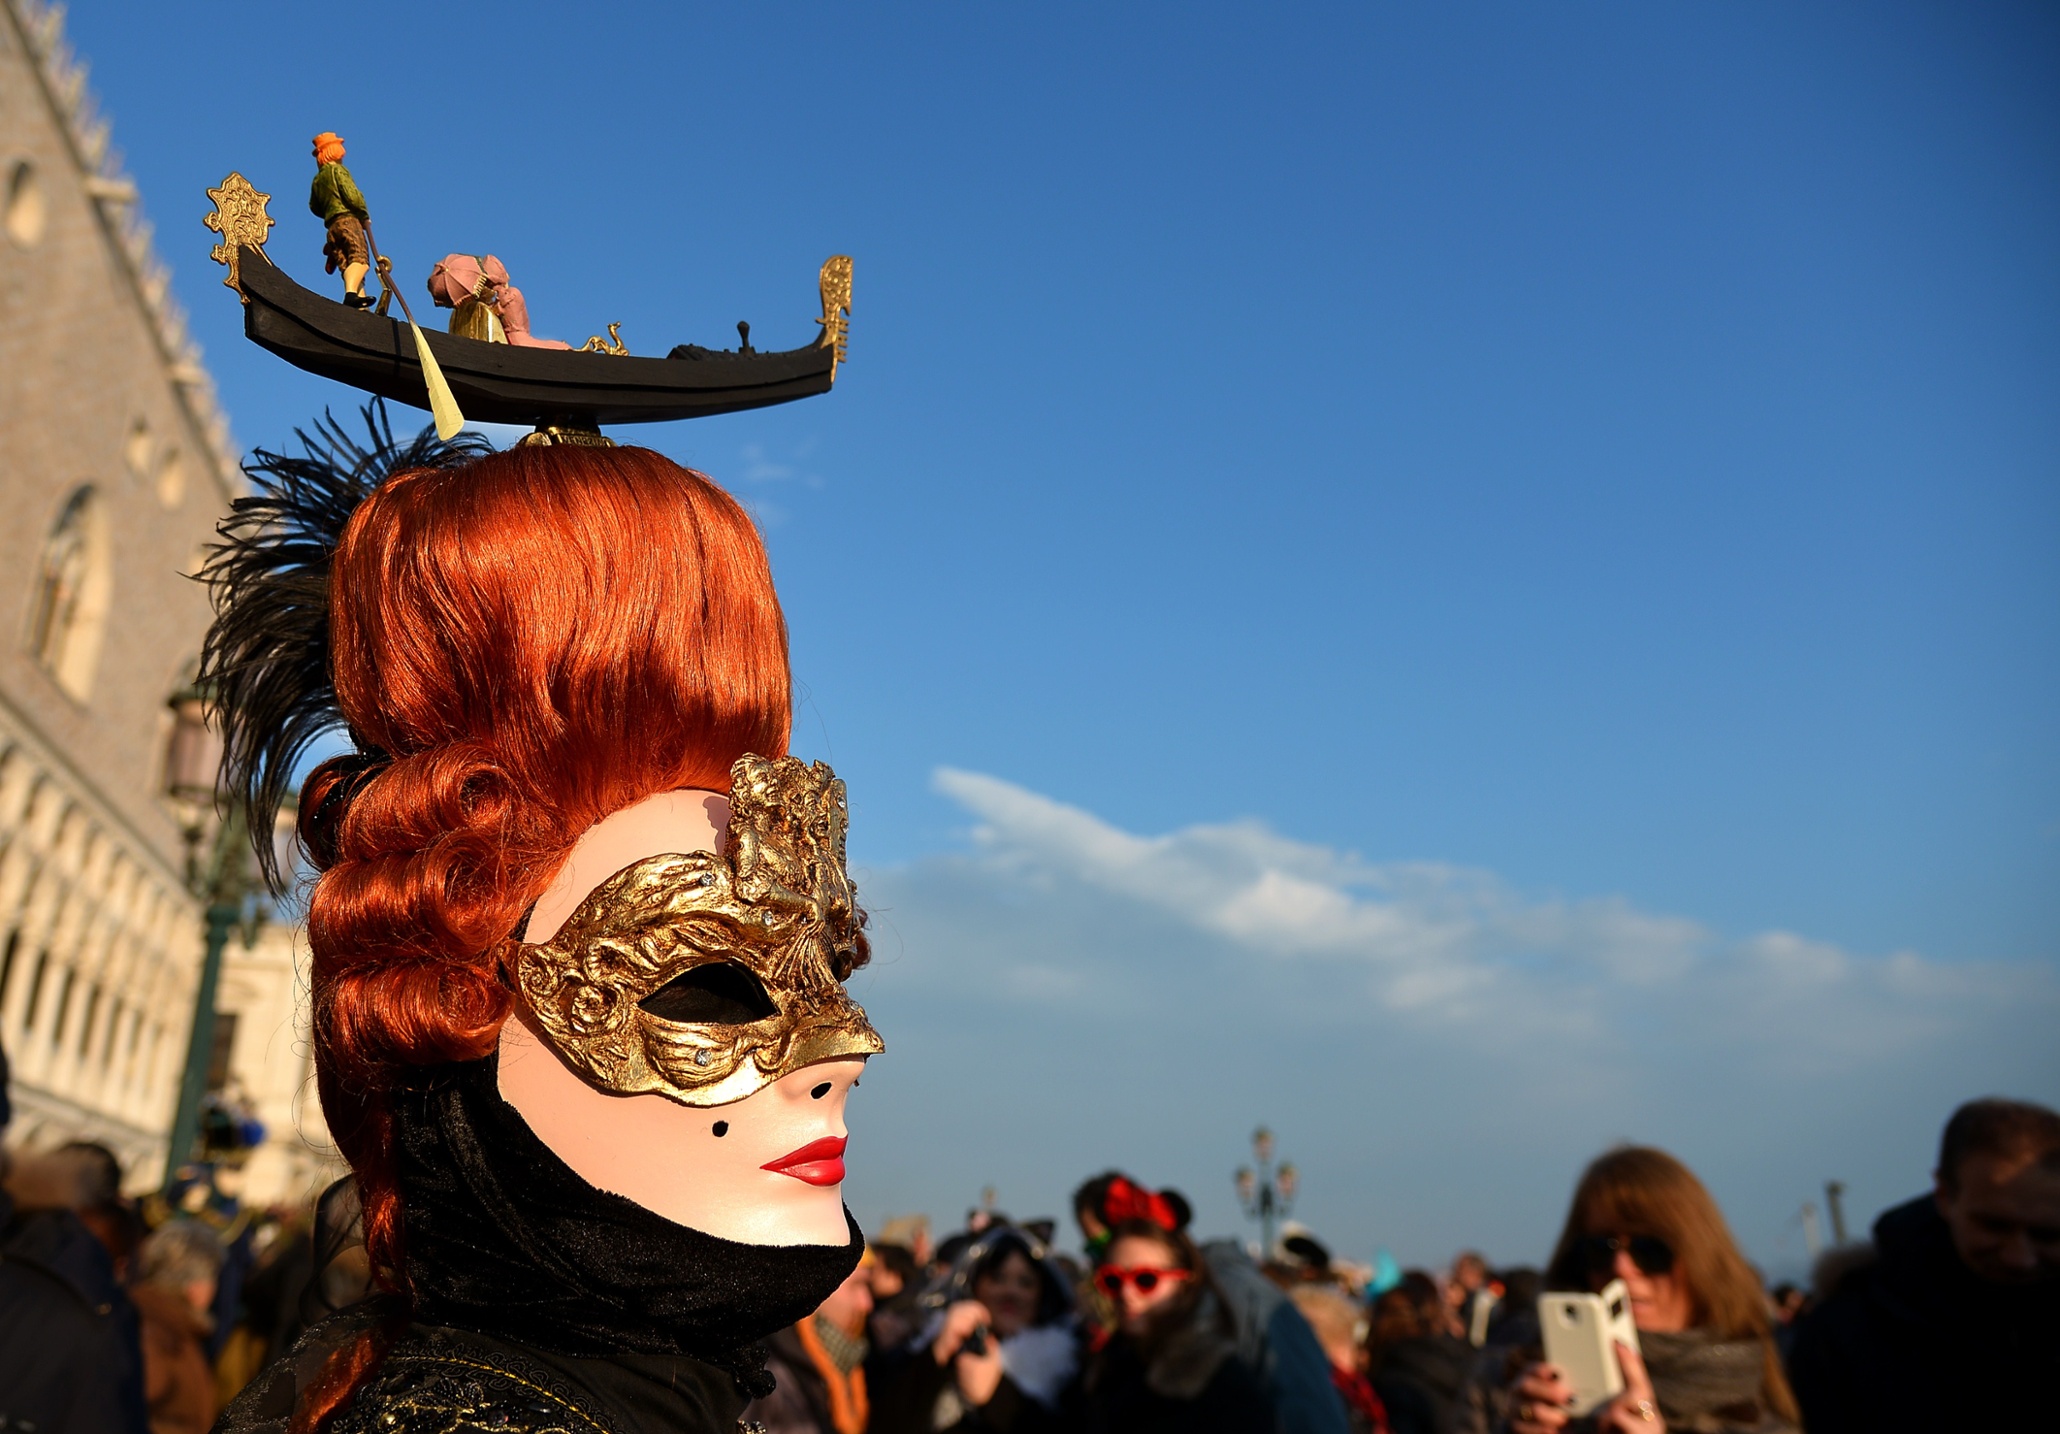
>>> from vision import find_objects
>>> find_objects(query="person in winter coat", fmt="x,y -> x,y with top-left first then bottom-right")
871,1224 -> 1079,1432
0,1043 -> 148,1434
1498,1147 -> 1799,1434
1077,1205 -> 1273,1434
1366,1272 -> 1472,1434
1291,1283 -> 1390,1434
1787,1096 -> 2060,1432
1077,1170 -> 1350,1434
747,1257 -> 876,1434
130,1220 -> 223,1434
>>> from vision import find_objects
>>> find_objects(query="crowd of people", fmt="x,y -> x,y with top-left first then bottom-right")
3,1074 -> 2054,1433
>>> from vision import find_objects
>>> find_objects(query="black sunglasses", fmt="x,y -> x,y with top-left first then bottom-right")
1575,1234 -> 1675,1277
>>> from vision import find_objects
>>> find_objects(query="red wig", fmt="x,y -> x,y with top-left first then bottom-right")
299,440 -> 789,1321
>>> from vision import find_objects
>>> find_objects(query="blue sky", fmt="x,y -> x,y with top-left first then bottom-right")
66,1 -> 2059,1273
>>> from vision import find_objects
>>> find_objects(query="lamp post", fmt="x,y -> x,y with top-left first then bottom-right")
1234,1125 -> 1298,1257
159,684 -> 271,1191
1824,1181 -> 1849,1248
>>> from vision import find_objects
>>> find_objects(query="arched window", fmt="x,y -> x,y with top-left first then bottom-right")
4,159 -> 46,249
25,486 -> 112,701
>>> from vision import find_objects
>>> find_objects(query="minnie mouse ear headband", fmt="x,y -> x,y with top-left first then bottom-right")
1099,1175 -> 1192,1235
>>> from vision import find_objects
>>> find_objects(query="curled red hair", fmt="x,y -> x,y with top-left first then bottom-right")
293,444 -> 788,1427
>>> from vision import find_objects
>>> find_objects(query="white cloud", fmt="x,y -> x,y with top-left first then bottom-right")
840,769 -> 2060,1276
930,767 -> 1873,1030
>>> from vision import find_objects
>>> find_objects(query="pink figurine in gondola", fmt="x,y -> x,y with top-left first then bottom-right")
427,253 -> 572,349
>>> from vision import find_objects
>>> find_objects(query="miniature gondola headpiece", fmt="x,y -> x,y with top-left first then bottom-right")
203,165 -> 852,446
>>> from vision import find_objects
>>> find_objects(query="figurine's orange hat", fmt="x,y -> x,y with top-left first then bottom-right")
312,132 -> 344,161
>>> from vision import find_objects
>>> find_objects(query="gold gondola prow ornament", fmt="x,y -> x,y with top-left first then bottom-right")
203,172 -> 275,300
818,254 -> 853,380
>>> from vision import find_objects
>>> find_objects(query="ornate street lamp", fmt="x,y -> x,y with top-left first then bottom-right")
162,685 -> 222,879
1234,1124 -> 1297,1256
159,683 -> 274,1190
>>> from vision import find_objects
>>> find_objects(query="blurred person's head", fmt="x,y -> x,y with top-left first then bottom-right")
1290,1284 -> 1368,1374
869,1241 -> 916,1302
1497,1265 -> 1542,1305
878,1214 -> 932,1267
1546,1146 -> 1795,1422
1279,1230 -> 1333,1284
933,1230 -> 975,1273
1098,1219 -> 1202,1340
139,1218 -> 225,1319
1450,1250 -> 1488,1293
49,1140 -> 139,1273
1073,1172 -> 1120,1251
968,1228 -> 1073,1337
1074,1171 -> 1192,1260
1366,1270 -> 1448,1369
970,1233 -> 1059,1339
1933,1097 -> 2060,1285
815,1258 -> 875,1337
924,1224 -> 1075,1343
54,1141 -> 123,1205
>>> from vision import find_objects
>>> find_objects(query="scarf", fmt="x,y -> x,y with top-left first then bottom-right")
390,1056 -> 864,1398
1639,1329 -> 1792,1434
795,1314 -> 869,1434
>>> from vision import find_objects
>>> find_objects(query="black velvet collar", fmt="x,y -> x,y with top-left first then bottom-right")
390,1055 -> 863,1398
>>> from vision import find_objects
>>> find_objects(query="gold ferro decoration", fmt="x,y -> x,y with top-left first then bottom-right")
516,424 -> 617,448
818,255 -> 853,379
203,172 -> 276,300
577,321 -> 630,356
514,755 -> 884,1107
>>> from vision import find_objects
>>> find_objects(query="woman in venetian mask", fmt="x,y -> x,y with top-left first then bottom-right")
207,409 -> 881,1434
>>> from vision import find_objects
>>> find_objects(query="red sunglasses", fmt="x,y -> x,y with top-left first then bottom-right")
1095,1265 -> 1193,1298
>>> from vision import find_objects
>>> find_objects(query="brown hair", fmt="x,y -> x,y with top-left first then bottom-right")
1364,1270 -> 1445,1373
1937,1097 -> 2060,1191
290,444 -> 790,1429
1545,1147 -> 1796,1423
1098,1217 -> 1229,1351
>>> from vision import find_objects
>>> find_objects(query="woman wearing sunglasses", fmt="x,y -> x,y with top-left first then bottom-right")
1504,1147 -> 1799,1434
1078,1195 -> 1272,1433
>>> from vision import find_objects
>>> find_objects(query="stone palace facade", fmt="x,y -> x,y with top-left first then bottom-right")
0,0 -> 330,1201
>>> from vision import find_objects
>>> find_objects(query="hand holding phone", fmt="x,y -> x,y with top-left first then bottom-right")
1537,1279 -> 1641,1416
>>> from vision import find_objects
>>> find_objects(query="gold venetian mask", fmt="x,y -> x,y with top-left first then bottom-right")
512,755 -> 884,1107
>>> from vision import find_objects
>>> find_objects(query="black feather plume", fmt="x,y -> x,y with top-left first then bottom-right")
197,401 -> 496,892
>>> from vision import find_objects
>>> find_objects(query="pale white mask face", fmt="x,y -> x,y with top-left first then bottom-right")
497,788 -> 861,1246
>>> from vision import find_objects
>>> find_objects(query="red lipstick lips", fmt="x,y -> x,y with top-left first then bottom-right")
762,1136 -> 847,1187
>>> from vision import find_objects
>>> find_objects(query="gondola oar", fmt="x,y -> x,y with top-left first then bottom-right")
362,222 -> 465,440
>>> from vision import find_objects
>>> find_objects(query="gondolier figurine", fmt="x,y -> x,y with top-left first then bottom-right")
310,132 -> 374,308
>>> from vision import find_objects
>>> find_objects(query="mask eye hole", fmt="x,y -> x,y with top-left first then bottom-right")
639,962 -> 778,1025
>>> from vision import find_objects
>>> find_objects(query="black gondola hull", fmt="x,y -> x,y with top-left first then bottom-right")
235,247 -> 837,427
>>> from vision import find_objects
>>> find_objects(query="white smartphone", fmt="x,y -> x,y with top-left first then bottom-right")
1538,1279 -> 1641,1416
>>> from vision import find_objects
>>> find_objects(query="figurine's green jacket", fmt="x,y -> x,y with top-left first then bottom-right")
309,162 -> 368,223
